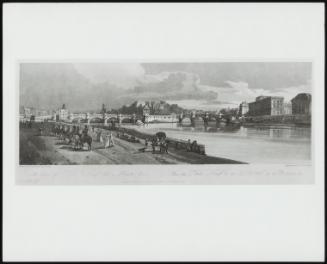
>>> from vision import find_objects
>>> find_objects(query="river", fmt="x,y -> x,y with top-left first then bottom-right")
124,123 -> 311,165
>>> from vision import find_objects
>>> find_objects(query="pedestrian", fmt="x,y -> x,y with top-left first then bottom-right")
108,132 -> 114,147
104,133 -> 110,148
186,139 -> 191,152
96,130 -> 102,142
191,140 -> 198,152
151,137 -> 158,153
83,125 -> 88,136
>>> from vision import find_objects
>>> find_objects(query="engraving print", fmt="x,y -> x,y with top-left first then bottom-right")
19,62 -> 311,165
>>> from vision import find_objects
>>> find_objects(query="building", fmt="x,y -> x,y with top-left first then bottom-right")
57,104 -> 69,121
154,101 -> 166,113
23,107 -> 32,118
146,114 -> 178,123
291,93 -> 311,115
248,96 -> 284,116
283,102 -> 292,115
35,109 -> 49,116
143,104 -> 150,116
101,104 -> 106,114
255,95 -> 269,101
239,102 -> 249,116
19,106 -> 25,115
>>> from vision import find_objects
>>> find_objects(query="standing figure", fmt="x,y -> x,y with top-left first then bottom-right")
99,132 -> 103,143
83,125 -> 88,136
186,139 -> 192,152
108,132 -> 114,147
104,132 -> 114,148
151,137 -> 158,153
104,133 -> 110,148
191,140 -> 198,152
96,129 -> 102,142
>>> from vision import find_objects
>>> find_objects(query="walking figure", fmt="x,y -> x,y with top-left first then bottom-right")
104,132 -> 114,148
186,139 -> 191,152
108,132 -> 114,147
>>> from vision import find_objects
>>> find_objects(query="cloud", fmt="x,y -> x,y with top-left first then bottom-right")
260,84 -> 311,102
136,71 -> 171,84
20,63 -> 312,112
166,99 -> 238,111
74,63 -> 145,88
124,71 -> 217,103
225,81 -> 257,98
142,62 -> 312,90
224,80 -> 311,103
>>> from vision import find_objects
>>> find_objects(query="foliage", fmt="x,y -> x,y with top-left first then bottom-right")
219,107 -> 239,117
113,100 -> 185,115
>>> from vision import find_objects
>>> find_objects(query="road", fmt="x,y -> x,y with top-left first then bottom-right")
19,126 -> 244,165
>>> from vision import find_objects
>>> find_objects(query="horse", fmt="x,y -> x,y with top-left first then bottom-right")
159,140 -> 169,153
151,137 -> 158,153
80,134 -> 92,151
61,128 -> 70,143
53,125 -> 60,137
71,134 -> 82,151
56,125 -> 65,140
56,126 -> 72,144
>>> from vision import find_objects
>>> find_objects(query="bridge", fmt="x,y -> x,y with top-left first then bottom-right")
67,113 -> 135,124
20,114 -> 53,122
22,109 -> 224,126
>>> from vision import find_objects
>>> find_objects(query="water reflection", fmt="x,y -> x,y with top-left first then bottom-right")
241,125 -> 311,141
135,122 -> 311,142
127,122 -> 311,163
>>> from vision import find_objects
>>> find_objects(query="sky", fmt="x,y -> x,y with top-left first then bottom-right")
20,62 -> 312,112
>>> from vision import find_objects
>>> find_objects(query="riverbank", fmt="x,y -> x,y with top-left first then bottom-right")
243,114 -> 311,126
19,126 -> 245,165
126,123 -> 311,165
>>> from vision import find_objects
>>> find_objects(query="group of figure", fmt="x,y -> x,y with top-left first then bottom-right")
20,120 -> 33,128
147,136 -> 168,154
101,131 -> 115,148
94,128 -> 115,149
186,139 -> 199,152
53,124 -> 92,151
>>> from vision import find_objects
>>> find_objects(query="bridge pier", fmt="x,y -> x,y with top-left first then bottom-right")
132,113 -> 136,124
104,117 -> 109,126
179,113 -> 184,123
117,114 -> 122,125
69,113 -> 74,122
85,112 -> 90,125
191,111 -> 196,127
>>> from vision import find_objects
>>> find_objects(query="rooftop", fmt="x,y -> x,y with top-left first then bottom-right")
291,93 -> 312,101
256,95 -> 284,102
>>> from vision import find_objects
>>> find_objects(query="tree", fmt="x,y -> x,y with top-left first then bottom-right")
113,100 -> 187,116
219,107 -> 239,118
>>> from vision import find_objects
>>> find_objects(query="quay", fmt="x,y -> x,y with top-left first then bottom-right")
19,121 -> 246,165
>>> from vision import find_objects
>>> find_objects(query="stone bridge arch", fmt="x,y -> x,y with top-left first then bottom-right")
89,117 -> 103,123
105,116 -> 118,123
121,116 -> 132,123
72,117 -> 83,123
